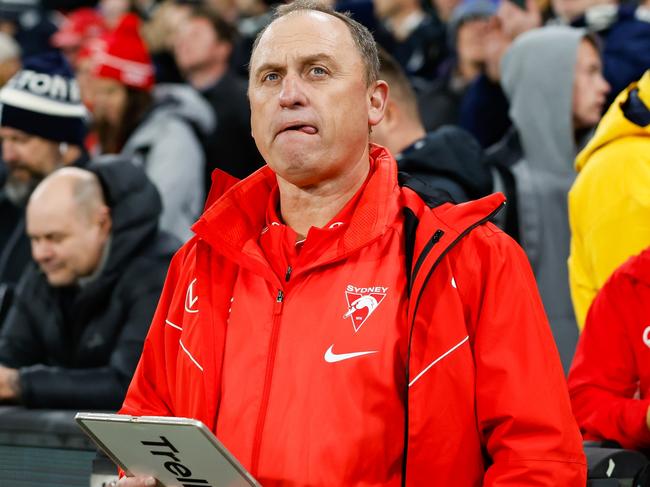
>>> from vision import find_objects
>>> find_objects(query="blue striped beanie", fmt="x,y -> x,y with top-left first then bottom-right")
0,51 -> 87,145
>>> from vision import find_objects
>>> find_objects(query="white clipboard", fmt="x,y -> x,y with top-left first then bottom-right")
75,412 -> 261,487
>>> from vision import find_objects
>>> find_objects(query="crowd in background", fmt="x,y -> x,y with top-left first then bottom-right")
0,0 -> 648,460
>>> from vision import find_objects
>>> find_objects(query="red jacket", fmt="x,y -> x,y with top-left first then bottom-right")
568,247 -> 650,450
121,145 -> 586,486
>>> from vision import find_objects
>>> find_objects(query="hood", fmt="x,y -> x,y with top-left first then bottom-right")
575,70 -> 650,172
87,154 -> 163,274
501,26 -> 588,174
150,83 -> 216,136
396,125 -> 493,200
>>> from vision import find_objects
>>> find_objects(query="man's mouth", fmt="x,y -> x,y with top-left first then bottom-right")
279,124 -> 318,135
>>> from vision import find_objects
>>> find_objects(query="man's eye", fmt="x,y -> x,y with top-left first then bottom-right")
262,72 -> 280,82
311,67 -> 327,76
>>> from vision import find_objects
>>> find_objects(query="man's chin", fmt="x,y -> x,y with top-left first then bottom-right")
3,176 -> 39,206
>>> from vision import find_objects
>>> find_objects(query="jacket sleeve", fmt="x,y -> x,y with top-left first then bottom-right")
13,260 -> 168,410
567,271 -> 650,449
118,246 -> 189,417
568,143 -> 650,330
454,225 -> 587,486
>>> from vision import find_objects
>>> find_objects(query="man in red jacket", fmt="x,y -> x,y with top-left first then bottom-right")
569,246 -> 650,451
117,1 -> 586,486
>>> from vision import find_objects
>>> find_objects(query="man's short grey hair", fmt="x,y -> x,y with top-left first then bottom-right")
250,0 -> 380,86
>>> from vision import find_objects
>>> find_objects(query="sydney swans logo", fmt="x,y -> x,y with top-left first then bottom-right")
343,285 -> 388,332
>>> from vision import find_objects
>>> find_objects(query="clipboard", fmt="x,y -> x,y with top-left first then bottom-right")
75,412 -> 260,487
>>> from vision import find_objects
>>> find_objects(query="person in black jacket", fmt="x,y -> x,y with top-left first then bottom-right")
173,5 -> 264,185
0,51 -> 90,324
0,156 -> 180,409
371,49 -> 492,202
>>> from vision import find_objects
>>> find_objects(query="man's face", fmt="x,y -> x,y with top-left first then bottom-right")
0,126 -> 61,205
26,196 -> 109,286
174,17 -> 228,75
248,11 -> 386,188
457,18 -> 490,65
572,39 -> 609,131
91,76 -> 127,126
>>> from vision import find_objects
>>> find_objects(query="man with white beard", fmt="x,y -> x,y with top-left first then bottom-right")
0,51 -> 88,324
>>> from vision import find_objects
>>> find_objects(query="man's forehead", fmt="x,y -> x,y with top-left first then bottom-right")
251,10 -> 354,65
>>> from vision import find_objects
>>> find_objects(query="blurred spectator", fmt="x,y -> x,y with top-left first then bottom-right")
571,2 -> 650,107
371,49 -> 492,202
568,246 -> 650,451
490,26 -> 610,371
372,0 -> 446,79
230,0 -> 276,76
0,51 -> 89,325
51,7 -> 108,68
140,0 -> 190,83
0,0 -> 58,58
0,32 -> 20,86
173,5 -> 263,183
416,0 -> 497,130
568,70 -> 650,329
0,158 -> 179,409
91,13 -> 214,241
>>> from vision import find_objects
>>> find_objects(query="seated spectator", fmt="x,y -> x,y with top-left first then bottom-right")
490,26 -> 610,371
90,14 -> 215,242
0,157 -> 179,409
569,70 -> 650,329
415,0 -> 497,131
372,0 -> 446,79
173,5 -> 264,183
0,51 -> 89,324
568,246 -> 650,451
371,49 -> 492,202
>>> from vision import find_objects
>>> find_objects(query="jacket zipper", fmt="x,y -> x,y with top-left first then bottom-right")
250,273 -> 288,476
401,202 -> 505,486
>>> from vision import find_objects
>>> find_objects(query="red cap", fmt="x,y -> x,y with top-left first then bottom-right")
51,8 -> 108,49
92,13 -> 155,91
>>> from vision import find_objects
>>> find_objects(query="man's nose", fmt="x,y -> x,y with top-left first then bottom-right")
2,141 -> 18,164
279,75 -> 308,108
31,240 -> 53,263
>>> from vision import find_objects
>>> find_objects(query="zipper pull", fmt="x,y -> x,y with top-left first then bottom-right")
276,289 -> 284,303
285,266 -> 292,282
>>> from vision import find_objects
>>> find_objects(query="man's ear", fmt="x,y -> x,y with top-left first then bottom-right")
368,80 -> 389,127
98,206 -> 112,237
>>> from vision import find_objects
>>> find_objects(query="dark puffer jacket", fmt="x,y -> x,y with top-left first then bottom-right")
0,155 -> 180,409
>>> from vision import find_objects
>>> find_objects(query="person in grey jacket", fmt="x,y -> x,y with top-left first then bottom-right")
91,14 -> 214,242
488,26 -> 610,371
0,156 -> 179,409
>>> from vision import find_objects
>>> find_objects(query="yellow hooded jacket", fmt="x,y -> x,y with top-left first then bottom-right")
569,70 -> 650,330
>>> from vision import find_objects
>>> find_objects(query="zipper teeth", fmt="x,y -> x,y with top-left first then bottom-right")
408,229 -> 443,295
251,290 -> 284,475
401,202 -> 505,486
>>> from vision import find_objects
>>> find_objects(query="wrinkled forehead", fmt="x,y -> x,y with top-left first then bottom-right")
249,10 -> 358,73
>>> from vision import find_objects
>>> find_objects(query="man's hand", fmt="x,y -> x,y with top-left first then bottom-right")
111,476 -> 157,486
0,365 -> 20,402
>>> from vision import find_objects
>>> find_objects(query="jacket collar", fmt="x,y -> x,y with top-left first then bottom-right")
192,144 -> 402,271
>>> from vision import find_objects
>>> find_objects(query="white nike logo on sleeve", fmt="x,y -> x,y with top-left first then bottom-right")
324,344 -> 378,363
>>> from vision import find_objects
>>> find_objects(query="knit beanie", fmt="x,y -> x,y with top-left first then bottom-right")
0,51 -> 87,145
92,14 -> 155,91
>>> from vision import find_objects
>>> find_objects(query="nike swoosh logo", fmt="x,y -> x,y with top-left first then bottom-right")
324,344 -> 378,363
